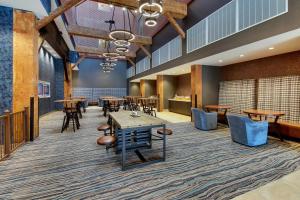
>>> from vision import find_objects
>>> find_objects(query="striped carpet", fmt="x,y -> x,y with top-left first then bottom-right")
0,107 -> 300,200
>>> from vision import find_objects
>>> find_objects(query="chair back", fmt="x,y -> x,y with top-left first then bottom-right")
227,114 -> 248,144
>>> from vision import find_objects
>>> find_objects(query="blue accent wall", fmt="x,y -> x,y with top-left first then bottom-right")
39,47 -> 65,115
73,59 -> 128,88
40,0 -> 51,14
54,58 -> 64,110
0,6 -> 13,114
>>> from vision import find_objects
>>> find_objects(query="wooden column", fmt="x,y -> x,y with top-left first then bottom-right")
157,75 -> 164,112
140,80 -> 146,97
64,62 -> 73,98
191,65 -> 203,108
13,10 -> 39,137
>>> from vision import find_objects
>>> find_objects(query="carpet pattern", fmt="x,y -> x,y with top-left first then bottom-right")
0,107 -> 300,200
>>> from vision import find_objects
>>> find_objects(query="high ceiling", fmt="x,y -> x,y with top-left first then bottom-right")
60,0 -> 191,53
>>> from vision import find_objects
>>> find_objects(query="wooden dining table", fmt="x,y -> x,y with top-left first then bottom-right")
205,105 -> 231,124
243,109 -> 285,141
110,111 -> 166,171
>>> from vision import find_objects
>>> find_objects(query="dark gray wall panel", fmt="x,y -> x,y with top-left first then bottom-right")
202,66 -> 220,106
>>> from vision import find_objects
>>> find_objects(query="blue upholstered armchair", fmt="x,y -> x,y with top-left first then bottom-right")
191,108 -> 218,131
227,115 -> 268,147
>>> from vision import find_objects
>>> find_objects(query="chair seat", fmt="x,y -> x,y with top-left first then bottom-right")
97,124 -> 110,131
97,136 -> 116,145
157,128 -> 173,135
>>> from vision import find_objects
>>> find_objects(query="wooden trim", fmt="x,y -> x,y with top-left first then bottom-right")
165,12 -> 186,39
139,45 -> 151,58
127,58 -> 136,67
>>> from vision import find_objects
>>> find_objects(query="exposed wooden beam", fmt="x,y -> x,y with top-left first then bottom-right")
79,53 -> 127,60
165,12 -> 186,39
139,45 -> 151,58
76,46 -> 136,58
127,57 -> 136,67
72,55 -> 86,69
36,0 -> 86,30
67,25 -> 152,45
92,0 -> 187,19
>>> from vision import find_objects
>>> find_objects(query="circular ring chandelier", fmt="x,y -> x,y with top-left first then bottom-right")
106,57 -> 118,62
100,62 -> 117,67
103,66 -> 114,71
116,46 -> 129,53
109,30 -> 135,43
139,0 -> 163,18
114,39 -> 131,47
145,17 -> 157,27
103,52 -> 120,58
103,70 -> 111,73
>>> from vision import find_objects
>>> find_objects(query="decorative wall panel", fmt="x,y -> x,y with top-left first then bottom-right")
219,79 -> 256,114
0,6 -> 13,114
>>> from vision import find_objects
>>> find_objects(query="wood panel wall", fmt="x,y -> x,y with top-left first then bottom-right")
13,10 -> 39,137
221,51 -> 300,81
176,73 -> 191,96
64,62 -> 72,98
191,65 -> 202,108
157,75 -> 164,112
140,80 -> 145,97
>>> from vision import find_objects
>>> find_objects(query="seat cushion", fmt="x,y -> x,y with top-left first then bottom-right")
97,124 -> 110,131
97,136 -> 116,145
157,129 -> 173,135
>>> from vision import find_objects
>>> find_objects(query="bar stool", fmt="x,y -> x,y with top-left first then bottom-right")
97,135 -> 116,150
97,124 -> 111,136
157,128 -> 173,136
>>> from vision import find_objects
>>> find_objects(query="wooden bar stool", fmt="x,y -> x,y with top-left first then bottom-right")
97,135 -> 116,150
97,124 -> 111,136
157,128 -> 173,136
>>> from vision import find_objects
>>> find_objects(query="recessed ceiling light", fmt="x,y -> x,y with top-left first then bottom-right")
122,7 -> 126,11
109,4 -> 113,8
240,54 -> 245,57
269,47 -> 275,50
218,60 -> 223,63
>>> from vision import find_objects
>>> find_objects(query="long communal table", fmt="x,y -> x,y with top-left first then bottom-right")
109,111 -> 166,170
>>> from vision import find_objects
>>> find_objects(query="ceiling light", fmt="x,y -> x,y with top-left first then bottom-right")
109,30 -> 135,42
114,39 -> 131,47
240,54 -> 245,57
100,62 -> 116,67
109,4 -> 113,8
218,60 -> 223,63
145,17 -> 157,27
269,47 -> 275,50
122,7 -> 126,11
103,52 -> 120,58
116,46 -> 129,53
139,0 -> 163,18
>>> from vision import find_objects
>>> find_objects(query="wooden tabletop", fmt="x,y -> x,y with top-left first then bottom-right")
102,98 -> 125,101
109,111 -> 165,129
205,105 -> 231,110
54,99 -> 81,103
243,109 -> 285,117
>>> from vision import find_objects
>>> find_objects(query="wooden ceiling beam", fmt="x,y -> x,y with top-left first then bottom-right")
36,0 -> 86,30
92,0 -> 187,19
139,45 -> 151,58
127,57 -> 136,67
76,45 -> 136,58
67,25 -> 152,45
72,55 -> 86,69
79,53 -> 127,60
165,12 -> 185,39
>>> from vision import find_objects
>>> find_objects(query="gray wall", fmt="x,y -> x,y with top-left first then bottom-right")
163,76 -> 177,109
202,66 -> 220,106
38,47 -> 64,116
129,82 -> 140,96
73,58 -> 127,88
144,80 -> 157,97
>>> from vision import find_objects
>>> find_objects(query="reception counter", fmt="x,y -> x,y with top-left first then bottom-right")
168,99 -> 192,116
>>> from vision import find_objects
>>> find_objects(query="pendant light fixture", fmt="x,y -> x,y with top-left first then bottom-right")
139,0 -> 163,27
108,6 -> 135,51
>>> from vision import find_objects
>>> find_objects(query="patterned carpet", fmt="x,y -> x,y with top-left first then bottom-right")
0,107 -> 300,200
